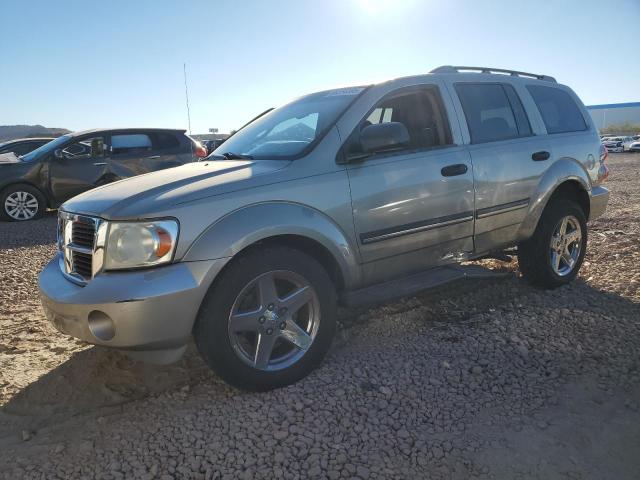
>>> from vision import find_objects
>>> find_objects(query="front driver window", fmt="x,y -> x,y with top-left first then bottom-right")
348,86 -> 453,155
62,136 -> 105,159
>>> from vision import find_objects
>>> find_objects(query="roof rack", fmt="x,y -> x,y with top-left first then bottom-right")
430,65 -> 556,83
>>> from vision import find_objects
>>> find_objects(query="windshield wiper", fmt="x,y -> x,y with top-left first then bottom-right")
221,152 -> 254,160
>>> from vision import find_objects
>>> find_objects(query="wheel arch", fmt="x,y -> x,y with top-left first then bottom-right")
517,157 -> 591,240
182,202 -> 362,292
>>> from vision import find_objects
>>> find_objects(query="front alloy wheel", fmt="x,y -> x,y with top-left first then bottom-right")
5,191 -> 39,221
194,246 -> 337,391
228,270 -> 320,371
0,184 -> 45,222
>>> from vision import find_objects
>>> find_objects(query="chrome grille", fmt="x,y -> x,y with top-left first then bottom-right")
72,221 -> 96,248
58,212 -> 106,284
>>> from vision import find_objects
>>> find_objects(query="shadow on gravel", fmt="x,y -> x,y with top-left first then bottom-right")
0,211 -> 57,248
2,273 -> 639,442
1,343 -> 213,423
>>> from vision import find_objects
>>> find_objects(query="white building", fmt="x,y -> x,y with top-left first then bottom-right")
587,102 -> 640,131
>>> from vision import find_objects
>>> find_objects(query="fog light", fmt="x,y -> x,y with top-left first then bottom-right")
88,310 -> 115,341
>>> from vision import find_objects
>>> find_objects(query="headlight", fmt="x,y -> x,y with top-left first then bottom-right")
104,219 -> 179,270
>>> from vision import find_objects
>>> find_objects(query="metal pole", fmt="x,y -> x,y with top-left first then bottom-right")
183,62 -> 192,135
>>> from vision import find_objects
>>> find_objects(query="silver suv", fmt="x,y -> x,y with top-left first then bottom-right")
39,66 -> 610,390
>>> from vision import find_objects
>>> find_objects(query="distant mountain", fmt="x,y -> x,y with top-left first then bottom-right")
0,125 -> 71,142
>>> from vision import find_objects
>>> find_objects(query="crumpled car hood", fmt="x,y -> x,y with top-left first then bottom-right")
62,159 -> 290,219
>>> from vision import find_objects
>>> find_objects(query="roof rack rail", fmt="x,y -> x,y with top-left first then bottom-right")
430,65 -> 556,83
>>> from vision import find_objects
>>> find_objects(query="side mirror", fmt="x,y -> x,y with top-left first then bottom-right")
360,122 -> 410,154
54,149 -> 64,159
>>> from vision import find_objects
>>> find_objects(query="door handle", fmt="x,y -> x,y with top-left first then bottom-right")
148,155 -> 160,159
441,164 -> 468,177
531,151 -> 550,161
93,162 -> 107,166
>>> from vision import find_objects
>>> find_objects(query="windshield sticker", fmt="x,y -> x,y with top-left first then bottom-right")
325,87 -> 365,97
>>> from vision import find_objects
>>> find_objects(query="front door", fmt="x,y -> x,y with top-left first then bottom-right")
49,134 -> 108,204
346,85 -> 475,285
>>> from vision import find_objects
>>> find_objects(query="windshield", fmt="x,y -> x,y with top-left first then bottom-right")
213,87 -> 367,160
21,134 -> 71,161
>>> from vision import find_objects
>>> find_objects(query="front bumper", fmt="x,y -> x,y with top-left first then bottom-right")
39,253 -> 227,363
589,185 -> 610,221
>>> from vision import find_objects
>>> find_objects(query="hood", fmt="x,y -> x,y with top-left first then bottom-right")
62,159 -> 290,219
0,152 -> 21,164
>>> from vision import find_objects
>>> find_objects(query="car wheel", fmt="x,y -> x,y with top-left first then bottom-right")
518,198 -> 587,289
0,184 -> 46,222
194,246 -> 337,391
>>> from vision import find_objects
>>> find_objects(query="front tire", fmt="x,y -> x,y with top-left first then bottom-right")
194,246 -> 337,391
0,184 -> 46,222
518,199 -> 587,288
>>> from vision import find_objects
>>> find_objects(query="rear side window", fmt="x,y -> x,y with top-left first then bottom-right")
527,85 -> 587,134
152,132 -> 180,149
111,134 -> 152,155
10,143 -> 38,155
455,83 -> 531,144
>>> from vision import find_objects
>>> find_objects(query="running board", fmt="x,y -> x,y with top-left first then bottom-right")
340,264 -> 506,308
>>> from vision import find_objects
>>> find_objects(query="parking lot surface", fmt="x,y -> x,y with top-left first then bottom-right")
0,154 -> 639,479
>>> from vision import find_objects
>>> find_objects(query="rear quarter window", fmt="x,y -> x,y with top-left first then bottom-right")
527,85 -> 587,134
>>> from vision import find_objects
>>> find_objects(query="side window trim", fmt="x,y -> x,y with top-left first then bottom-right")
503,84 -> 533,137
340,84 -> 455,162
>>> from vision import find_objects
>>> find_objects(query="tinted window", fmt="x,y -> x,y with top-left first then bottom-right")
152,132 -> 180,149
111,134 -> 152,155
455,83 -> 528,144
527,85 -> 587,134
349,86 -> 452,155
10,143 -> 38,155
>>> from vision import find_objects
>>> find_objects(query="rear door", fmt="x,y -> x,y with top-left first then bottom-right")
448,81 -> 552,253
345,83 -> 475,283
105,132 -> 155,178
145,131 -> 194,169
106,131 -> 191,178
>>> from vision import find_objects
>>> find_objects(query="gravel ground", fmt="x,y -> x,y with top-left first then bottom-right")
0,154 -> 639,479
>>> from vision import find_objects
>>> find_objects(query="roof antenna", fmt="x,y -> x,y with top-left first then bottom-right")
183,62 -> 192,135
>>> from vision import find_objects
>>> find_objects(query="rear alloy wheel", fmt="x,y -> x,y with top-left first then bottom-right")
0,185 -> 45,222
194,246 -> 337,391
518,199 -> 587,288
549,215 -> 582,277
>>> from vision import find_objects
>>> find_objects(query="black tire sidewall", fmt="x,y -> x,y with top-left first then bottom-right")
194,246 -> 337,391
0,184 -> 46,222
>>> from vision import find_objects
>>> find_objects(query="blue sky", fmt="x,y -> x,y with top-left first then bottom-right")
1,0 -> 638,134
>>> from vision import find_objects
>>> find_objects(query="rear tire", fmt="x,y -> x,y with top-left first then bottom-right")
518,198 -> 587,289
0,184 -> 46,222
194,246 -> 337,391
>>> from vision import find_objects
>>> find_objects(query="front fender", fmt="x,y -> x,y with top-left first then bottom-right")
517,157 -> 591,240
182,202 -> 361,289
